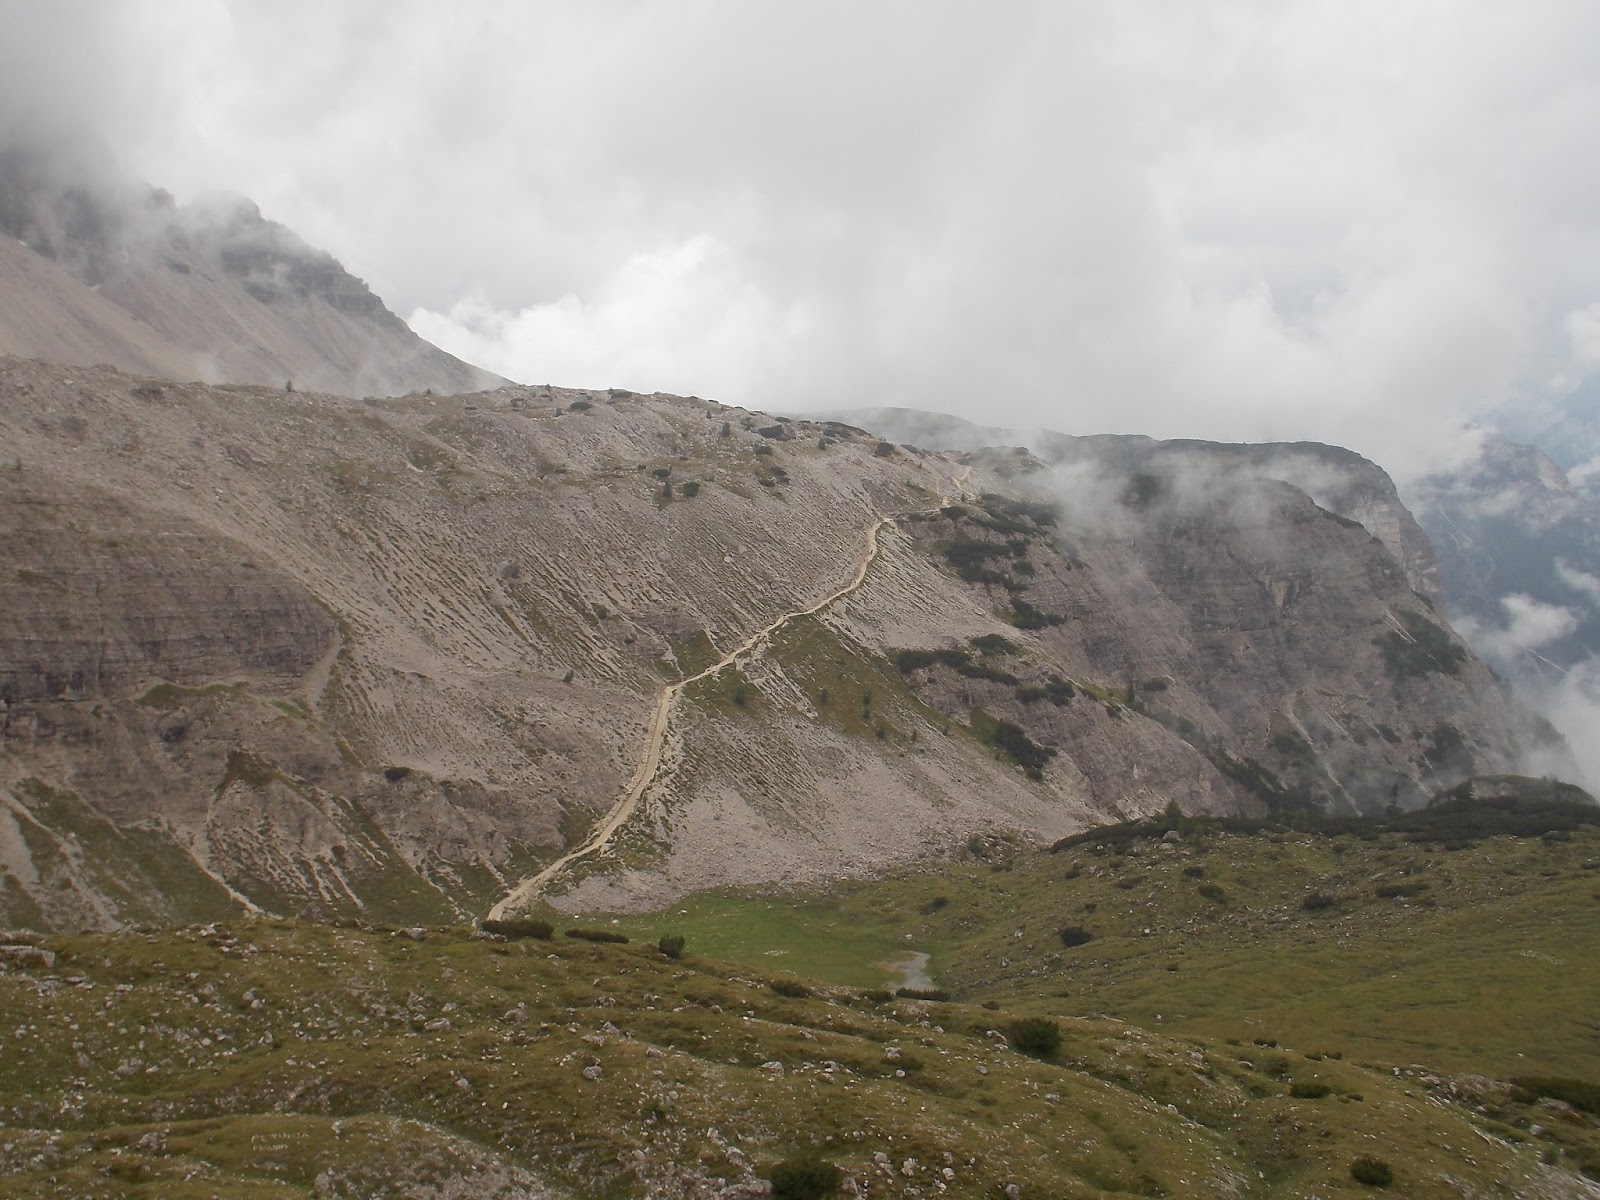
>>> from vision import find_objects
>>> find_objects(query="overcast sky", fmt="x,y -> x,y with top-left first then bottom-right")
6,0 -> 1600,478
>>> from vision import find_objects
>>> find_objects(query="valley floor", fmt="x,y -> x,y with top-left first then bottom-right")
3,817 -> 1598,1198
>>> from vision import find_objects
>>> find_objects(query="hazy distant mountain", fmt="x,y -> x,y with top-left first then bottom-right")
1409,433 -> 1600,677
0,145 -> 506,396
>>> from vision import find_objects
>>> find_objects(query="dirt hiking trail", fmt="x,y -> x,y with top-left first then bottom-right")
488,469 -> 972,919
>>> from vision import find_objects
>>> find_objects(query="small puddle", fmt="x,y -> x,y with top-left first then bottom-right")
881,950 -> 932,991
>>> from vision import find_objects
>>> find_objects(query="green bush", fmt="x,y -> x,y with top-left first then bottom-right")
1290,1080 -> 1332,1098
895,987 -> 951,1002
766,1155 -> 842,1200
1509,1075 -> 1600,1114
1058,925 -> 1094,948
969,633 -> 1019,656
480,917 -> 553,940
1302,891 -> 1337,911
1349,1156 -> 1394,1187
565,927 -> 629,944
1009,597 -> 1067,629
1198,882 -> 1228,904
658,934 -> 686,960
1373,880 -> 1429,899
1374,610 -> 1466,681
1008,1016 -> 1063,1059
679,480 -> 700,497
770,978 -> 811,998
990,719 -> 1056,775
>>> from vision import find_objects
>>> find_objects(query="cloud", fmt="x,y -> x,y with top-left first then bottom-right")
1519,658 -> 1600,792
410,235 -> 814,406
1454,593 -> 1580,670
1555,559 -> 1600,609
5,2 -> 1600,483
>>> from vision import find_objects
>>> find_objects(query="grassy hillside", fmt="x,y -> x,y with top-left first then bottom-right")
2,795 -> 1597,1197
604,796 -> 1600,1081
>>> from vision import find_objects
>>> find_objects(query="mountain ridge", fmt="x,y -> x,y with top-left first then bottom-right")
0,358 -> 1555,930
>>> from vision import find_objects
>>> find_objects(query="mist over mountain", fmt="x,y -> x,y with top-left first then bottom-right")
0,144 -> 506,397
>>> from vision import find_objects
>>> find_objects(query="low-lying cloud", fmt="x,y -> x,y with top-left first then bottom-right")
3,2 -> 1599,485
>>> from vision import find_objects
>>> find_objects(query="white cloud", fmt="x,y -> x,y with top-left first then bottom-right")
1555,559 -> 1600,609
410,235 -> 815,404
1454,593 -> 1579,670
5,1 -> 1600,481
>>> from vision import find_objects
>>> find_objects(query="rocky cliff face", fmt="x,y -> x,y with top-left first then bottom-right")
0,359 -> 1552,929
823,408 -> 1443,601
0,145 -> 505,397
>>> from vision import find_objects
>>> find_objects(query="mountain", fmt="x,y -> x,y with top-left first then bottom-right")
0,145 -> 506,397
1409,433 -> 1600,677
813,408 -> 1444,601
0,359 -> 1551,931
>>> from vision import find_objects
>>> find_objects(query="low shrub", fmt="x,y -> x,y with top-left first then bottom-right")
767,1156 -> 843,1200
895,987 -> 950,1002
1290,1080 -> 1332,1098
1009,1016 -> 1063,1060
770,978 -> 812,999
1058,925 -> 1094,948
383,765 -> 412,783
872,441 -> 896,457
1198,882 -> 1228,904
567,399 -> 592,412
1509,1075 -> 1600,1114
679,480 -> 700,497
565,928 -> 629,944
480,917 -> 553,940
1349,1156 -> 1394,1187
658,934 -> 686,960
1302,891 -> 1337,911
859,989 -> 894,1005
1373,880 -> 1429,899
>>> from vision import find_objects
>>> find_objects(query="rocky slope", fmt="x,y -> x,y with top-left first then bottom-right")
827,407 -> 1443,600
0,145 -> 505,397
0,359 -> 1551,929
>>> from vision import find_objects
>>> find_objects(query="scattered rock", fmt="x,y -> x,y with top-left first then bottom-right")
0,945 -> 56,970
581,1065 -> 603,1081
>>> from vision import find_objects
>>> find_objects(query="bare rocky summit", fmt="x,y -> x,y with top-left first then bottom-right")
0,356 -> 1553,929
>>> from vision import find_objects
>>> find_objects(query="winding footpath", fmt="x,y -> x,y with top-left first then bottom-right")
488,468 -> 971,918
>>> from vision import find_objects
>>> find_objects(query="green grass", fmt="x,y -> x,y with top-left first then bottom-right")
585,820 -> 1600,1083
0,919 -> 1590,1198
606,888 -> 924,989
